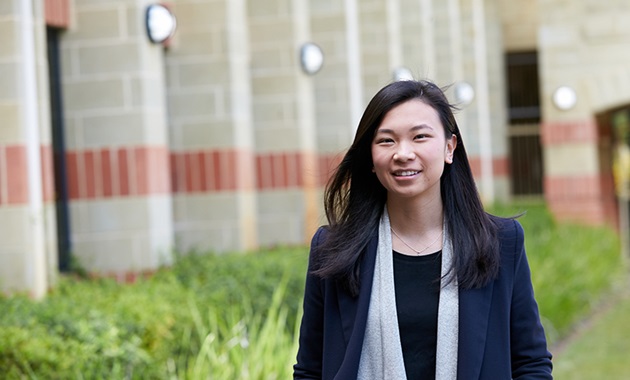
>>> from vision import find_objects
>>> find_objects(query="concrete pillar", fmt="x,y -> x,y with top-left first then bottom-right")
0,0 -> 56,297
165,0 -> 257,253
60,0 -> 173,277
247,0 -> 322,246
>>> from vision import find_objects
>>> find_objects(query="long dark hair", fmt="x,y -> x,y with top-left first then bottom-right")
312,80 -> 500,296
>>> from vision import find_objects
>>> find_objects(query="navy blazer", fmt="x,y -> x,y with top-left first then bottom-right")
294,218 -> 553,379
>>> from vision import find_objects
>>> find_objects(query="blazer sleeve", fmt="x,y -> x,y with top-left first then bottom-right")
509,220 -> 553,379
293,227 -> 326,379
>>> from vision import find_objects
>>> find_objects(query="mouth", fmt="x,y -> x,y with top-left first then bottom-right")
393,170 -> 420,177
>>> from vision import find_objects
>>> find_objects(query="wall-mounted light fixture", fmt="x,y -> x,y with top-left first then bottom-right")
146,4 -> 177,44
552,85 -> 577,110
392,67 -> 414,81
299,42 -> 324,75
454,81 -> 475,106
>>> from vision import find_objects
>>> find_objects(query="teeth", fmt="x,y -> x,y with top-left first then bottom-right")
396,170 -> 418,176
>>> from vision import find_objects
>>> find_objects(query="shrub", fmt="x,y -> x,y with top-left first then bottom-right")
490,202 -> 625,343
0,203 -> 624,377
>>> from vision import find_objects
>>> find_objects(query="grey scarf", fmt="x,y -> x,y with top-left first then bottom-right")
357,207 -> 459,379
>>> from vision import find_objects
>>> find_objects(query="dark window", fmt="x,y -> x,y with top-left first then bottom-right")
505,51 -> 543,196
506,52 -> 540,125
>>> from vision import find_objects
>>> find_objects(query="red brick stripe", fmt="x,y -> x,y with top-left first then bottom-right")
0,144 -> 56,206
0,146 -> 348,204
467,156 -> 510,179
544,174 -> 617,226
40,146 -> 54,202
65,146 -> 170,200
541,119 -> 598,146
5,146 -> 29,205
44,0 -> 70,28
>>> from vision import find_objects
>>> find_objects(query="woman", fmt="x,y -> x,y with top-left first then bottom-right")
293,80 -> 552,379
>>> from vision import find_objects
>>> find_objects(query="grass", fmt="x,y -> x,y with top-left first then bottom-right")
0,201 -> 625,378
552,285 -> 630,379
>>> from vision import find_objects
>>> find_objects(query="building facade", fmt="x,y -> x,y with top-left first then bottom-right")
2,0 -> 629,296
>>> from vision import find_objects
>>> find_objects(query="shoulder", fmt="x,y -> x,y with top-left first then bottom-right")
490,215 -> 524,243
489,215 -> 525,259
310,226 -> 330,250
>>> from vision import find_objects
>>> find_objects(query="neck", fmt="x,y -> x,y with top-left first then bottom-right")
386,195 -> 444,235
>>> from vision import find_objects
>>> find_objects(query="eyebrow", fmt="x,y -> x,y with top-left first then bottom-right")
375,124 -> 434,134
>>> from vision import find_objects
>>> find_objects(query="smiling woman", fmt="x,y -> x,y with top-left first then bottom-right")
293,80 -> 553,380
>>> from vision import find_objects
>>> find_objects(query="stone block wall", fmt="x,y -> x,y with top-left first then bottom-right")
539,0 -> 630,225
59,0 -> 173,276
166,0 -> 257,253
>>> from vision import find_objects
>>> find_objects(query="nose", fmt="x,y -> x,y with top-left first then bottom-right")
393,143 -> 415,161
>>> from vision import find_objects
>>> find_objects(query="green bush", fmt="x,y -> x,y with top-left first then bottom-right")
0,202 -> 624,378
490,202 -> 625,343
0,247 -> 308,379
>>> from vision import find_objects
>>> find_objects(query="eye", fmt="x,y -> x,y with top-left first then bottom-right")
414,134 -> 428,140
375,137 -> 394,144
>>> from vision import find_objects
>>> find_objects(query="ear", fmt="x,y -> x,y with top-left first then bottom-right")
445,135 -> 457,164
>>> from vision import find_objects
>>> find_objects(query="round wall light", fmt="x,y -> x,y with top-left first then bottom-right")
454,81 -> 475,106
300,42 -> 324,75
146,4 -> 177,44
392,67 -> 414,81
552,85 -> 577,110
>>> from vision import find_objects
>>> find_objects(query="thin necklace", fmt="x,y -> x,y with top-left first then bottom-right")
390,227 -> 443,255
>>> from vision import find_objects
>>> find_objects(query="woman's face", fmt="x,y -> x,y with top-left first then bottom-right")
371,99 -> 457,203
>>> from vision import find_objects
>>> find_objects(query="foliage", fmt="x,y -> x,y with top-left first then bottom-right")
489,202 -> 625,343
0,202 -> 624,377
0,247 -> 307,379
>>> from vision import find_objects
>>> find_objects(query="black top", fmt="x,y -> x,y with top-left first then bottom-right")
393,250 -> 442,380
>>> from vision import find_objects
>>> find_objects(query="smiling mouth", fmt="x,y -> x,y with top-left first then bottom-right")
393,170 -> 420,177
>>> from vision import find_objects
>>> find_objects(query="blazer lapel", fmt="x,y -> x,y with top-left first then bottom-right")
457,281 -> 494,379
334,232 -> 378,379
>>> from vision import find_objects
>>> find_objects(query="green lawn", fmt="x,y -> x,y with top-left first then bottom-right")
553,280 -> 630,379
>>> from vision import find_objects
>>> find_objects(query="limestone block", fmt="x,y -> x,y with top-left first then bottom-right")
71,7 -> 122,41
0,207 -> 28,249
539,25 -> 579,48
180,120 -> 235,149
172,2 -> 226,33
77,43 -> 140,75
130,76 -> 167,108
251,74 -> 296,96
81,112 -> 144,146
253,125 -> 300,151
248,0 -> 291,18
63,78 -> 126,111
72,236 -> 138,273
177,60 -> 231,87
252,100 -> 293,123
249,47 -> 291,72
0,104 -> 21,143
248,20 -> 293,44
257,189 -> 303,214
0,20 -> 18,59
168,90 -> 219,119
182,193 -> 241,222
544,143 -> 598,176
0,250 -> 26,291
0,62 -> 18,100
